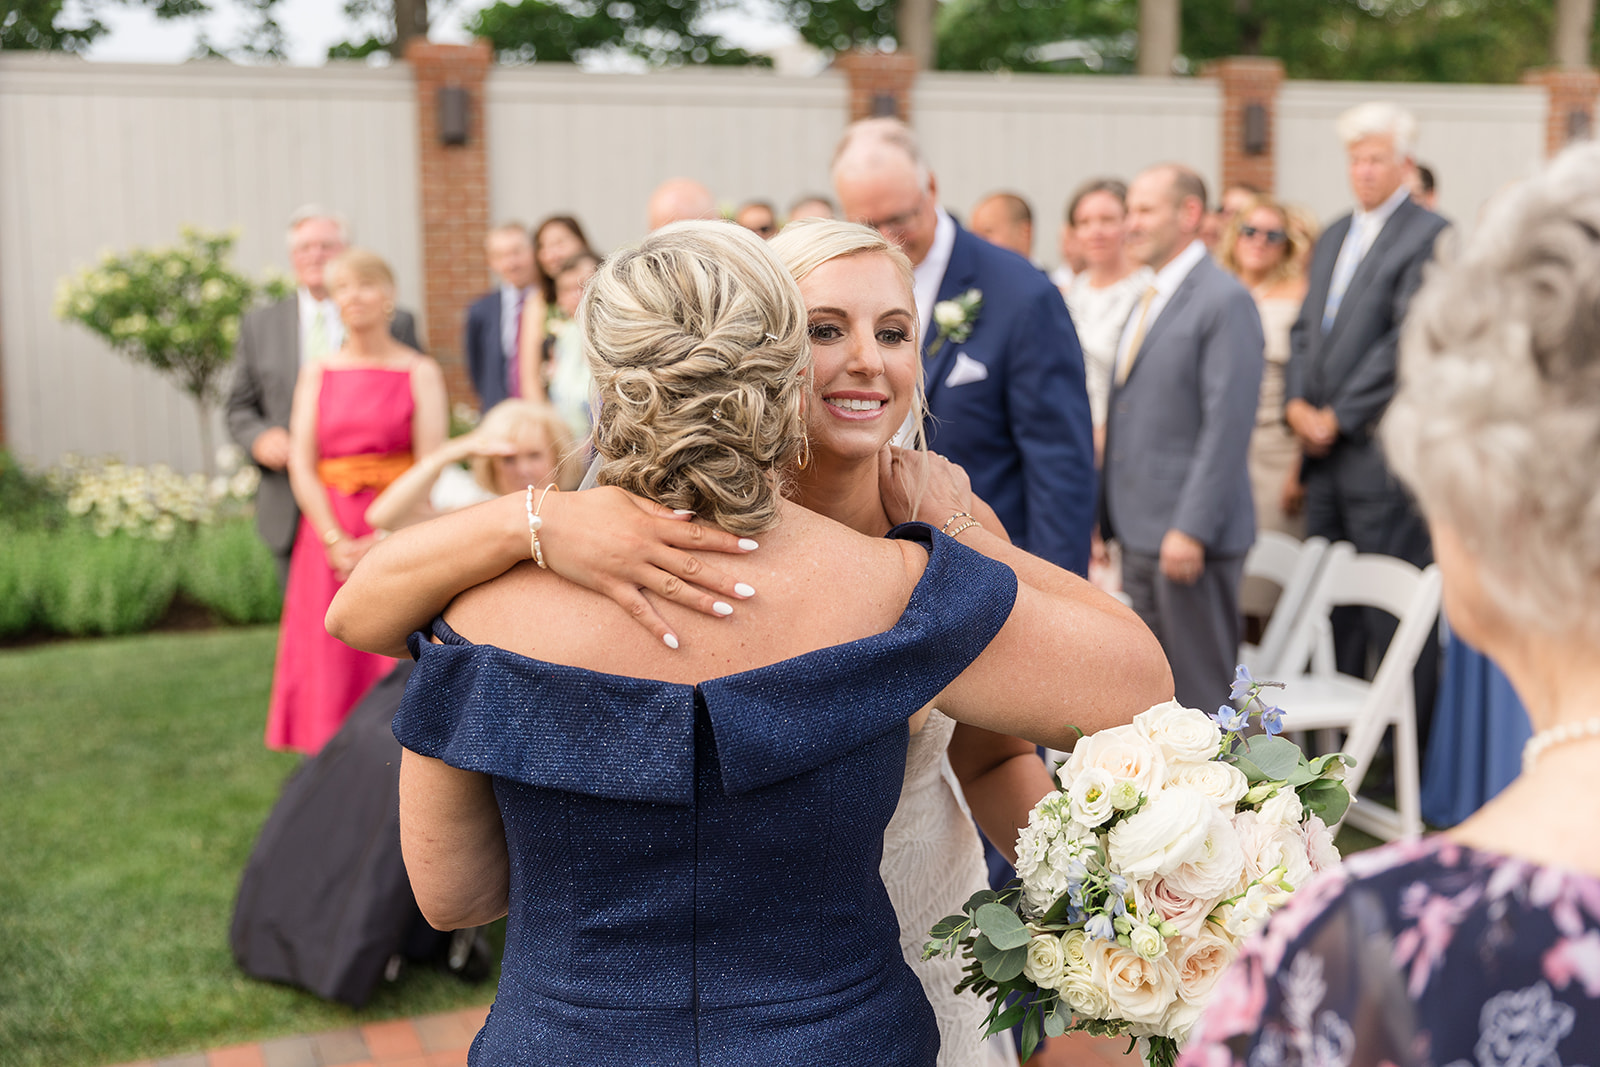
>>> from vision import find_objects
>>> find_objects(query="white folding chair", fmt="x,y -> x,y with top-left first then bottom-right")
1238,532 -> 1330,678
1273,543 -> 1443,841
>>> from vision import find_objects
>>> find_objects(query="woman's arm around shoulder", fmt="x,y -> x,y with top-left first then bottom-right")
398,748 -> 509,930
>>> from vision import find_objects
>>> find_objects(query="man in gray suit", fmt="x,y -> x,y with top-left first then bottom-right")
1102,164 -> 1264,711
1285,103 -> 1447,712
225,206 -> 421,590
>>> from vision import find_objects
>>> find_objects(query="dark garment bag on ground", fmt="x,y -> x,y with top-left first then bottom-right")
230,660 -> 447,1007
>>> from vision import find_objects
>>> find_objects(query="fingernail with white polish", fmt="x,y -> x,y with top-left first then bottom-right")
673,509 -> 695,516
734,583 -> 755,598
713,602 -> 734,617
663,633 -> 680,650
738,538 -> 759,551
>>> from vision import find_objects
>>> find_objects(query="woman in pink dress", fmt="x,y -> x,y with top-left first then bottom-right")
265,249 -> 448,754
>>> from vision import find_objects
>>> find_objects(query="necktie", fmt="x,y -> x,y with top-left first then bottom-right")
507,293 -> 526,398
1322,215 -> 1367,332
307,304 -> 330,362
1116,286 -> 1159,386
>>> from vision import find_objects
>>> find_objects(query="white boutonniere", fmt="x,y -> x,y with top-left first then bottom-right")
928,289 -> 982,358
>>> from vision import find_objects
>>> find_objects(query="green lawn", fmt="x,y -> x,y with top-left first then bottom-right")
0,627 -> 497,1067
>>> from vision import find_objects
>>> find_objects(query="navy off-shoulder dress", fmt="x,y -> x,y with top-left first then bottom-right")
393,525 -> 1019,1067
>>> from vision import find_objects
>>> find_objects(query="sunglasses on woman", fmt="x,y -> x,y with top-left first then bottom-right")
1239,225 -> 1288,244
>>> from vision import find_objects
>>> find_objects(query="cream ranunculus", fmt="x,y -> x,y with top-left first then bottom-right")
1167,760 -> 1250,809
1107,787 -> 1212,879
1257,788 -> 1305,830
1302,815 -> 1341,873
1062,725 -> 1167,801
1163,803 -> 1247,900
1235,810 -> 1315,890
1133,700 -> 1223,765
1023,933 -> 1067,988
1067,767 -> 1118,827
1095,940 -> 1181,1026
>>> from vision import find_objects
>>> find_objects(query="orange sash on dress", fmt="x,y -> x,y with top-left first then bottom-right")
316,451 -> 413,495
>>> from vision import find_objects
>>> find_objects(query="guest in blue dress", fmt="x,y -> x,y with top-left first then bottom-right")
334,222 -> 1173,1066
1180,142 -> 1600,1065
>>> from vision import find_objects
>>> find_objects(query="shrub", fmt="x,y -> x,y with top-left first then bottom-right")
180,519 -> 281,625
0,449 -> 66,531
0,528 -> 45,637
33,528 -> 180,637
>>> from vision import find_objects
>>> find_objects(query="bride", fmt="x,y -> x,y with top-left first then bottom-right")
330,219 -> 1170,1065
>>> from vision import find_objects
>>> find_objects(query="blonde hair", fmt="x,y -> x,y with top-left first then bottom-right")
1217,194 -> 1317,288
1382,142 -> 1600,638
768,217 -> 930,456
469,399 -> 581,493
324,248 -> 395,293
580,221 -> 810,536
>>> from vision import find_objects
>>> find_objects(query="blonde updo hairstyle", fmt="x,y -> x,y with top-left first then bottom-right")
580,221 -> 810,536
768,217 -> 928,453
1381,142 -> 1600,639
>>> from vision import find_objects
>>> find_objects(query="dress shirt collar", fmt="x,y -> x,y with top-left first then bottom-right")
1352,183 -> 1412,234
1148,238 -> 1208,299
913,207 -> 959,338
296,286 -> 343,362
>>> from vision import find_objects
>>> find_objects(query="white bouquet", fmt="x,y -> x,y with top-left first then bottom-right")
923,668 -> 1349,1065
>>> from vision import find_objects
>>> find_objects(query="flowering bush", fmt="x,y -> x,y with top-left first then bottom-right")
50,450 -> 259,540
923,670 -> 1350,1065
55,228 -> 291,474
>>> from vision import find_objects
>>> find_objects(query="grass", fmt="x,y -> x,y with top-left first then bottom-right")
0,627 -> 497,1067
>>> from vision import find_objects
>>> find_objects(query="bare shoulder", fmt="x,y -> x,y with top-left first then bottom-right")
440,561 -> 554,654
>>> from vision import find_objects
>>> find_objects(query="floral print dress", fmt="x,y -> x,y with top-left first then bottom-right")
1178,836 -> 1600,1067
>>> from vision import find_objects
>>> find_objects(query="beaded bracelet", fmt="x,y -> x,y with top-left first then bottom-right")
946,518 -> 980,539
940,511 -> 975,535
524,485 -> 542,563
533,483 -> 558,569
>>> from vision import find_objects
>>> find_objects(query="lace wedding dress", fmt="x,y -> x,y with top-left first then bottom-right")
883,709 -> 1021,1067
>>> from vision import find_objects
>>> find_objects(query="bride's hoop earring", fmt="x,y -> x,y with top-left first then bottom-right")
796,434 -> 812,471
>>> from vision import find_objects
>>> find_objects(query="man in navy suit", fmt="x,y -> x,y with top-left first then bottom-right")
464,222 -> 538,410
832,119 -> 1095,575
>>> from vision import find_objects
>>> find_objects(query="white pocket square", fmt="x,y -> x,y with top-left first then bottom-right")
944,352 -> 989,388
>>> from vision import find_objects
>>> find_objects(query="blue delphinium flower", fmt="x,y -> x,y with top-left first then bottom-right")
1230,664 -> 1255,702
1085,912 -> 1116,941
1213,704 -> 1249,732
1259,703 -> 1285,736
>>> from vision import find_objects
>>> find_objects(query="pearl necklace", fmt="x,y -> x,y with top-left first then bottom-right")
1522,717 -> 1600,772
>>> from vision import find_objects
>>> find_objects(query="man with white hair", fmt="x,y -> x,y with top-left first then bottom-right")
225,205 -> 422,590
1284,102 -> 1448,723
832,118 -> 1095,576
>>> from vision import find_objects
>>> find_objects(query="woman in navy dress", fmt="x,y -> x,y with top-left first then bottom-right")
334,223 -> 1171,1065
1178,144 -> 1600,1066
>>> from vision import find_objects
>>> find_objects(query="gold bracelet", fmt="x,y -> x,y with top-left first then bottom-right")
940,511 -> 974,535
322,527 -> 345,546
946,518 -> 980,539
533,483 -> 559,569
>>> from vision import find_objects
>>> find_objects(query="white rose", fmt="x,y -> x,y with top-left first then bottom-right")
1060,929 -> 1092,975
1302,815 -> 1341,873
1167,761 -> 1250,809
1127,921 -> 1166,960
1133,700 -> 1223,765
1171,928 -> 1236,1005
1258,788 -> 1305,830
933,301 -> 964,330
1067,767 -> 1118,827
1161,994 -> 1203,1042
1163,804 -> 1247,900
1063,725 -> 1167,801
1022,933 -> 1067,988
1236,810 -> 1315,890
1107,787 -> 1212,879
1094,940 -> 1181,1026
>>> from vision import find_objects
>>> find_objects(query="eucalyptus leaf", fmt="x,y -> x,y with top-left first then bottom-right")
1231,754 -> 1269,782
1304,781 -> 1351,824
1285,764 -> 1318,787
983,943 -> 1028,982
1238,735 -> 1305,780
972,934 -> 1000,962
1044,1007 -> 1069,1037
975,902 -> 1031,950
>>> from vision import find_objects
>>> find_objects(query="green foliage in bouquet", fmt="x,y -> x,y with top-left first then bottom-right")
924,669 -> 1352,1064
55,228 -> 291,475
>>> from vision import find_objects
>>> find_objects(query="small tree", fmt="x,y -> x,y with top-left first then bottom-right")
55,228 -> 291,477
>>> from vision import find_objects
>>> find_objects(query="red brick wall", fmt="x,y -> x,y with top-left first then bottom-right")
1208,57 -> 1285,197
835,52 -> 921,123
1524,67 -> 1600,157
406,39 -> 494,408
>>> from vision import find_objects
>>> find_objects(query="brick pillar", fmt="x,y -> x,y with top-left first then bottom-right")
1523,67 -> 1600,156
406,39 -> 493,407
1207,57 -> 1285,197
835,51 -> 920,123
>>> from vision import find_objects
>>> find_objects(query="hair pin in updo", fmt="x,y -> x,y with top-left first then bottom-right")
765,333 -> 779,342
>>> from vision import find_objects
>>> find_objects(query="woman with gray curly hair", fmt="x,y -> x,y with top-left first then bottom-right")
341,222 -> 1169,1065
1179,145 -> 1600,1065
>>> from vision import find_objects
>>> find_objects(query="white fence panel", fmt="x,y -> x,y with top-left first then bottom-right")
487,66 -> 850,255
0,55 -> 422,472
1277,81 -> 1546,231
913,73 -> 1223,263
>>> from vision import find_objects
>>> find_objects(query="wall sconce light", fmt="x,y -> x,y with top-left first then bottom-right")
1243,102 -> 1269,157
1567,107 -> 1593,145
438,86 -> 470,146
